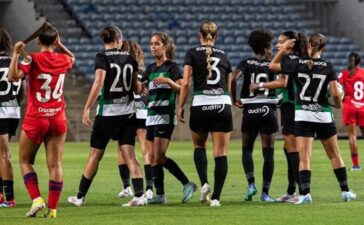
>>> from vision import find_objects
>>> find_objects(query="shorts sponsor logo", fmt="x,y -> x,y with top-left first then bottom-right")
202,104 -> 225,113
247,106 -> 269,116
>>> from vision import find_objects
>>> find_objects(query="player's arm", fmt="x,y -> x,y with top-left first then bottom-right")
231,68 -> 243,108
56,36 -> 76,64
328,80 -> 342,109
177,65 -> 192,123
83,69 -> 106,127
132,71 -> 143,94
269,39 -> 295,72
8,42 -> 26,82
250,74 -> 287,91
153,77 -> 181,93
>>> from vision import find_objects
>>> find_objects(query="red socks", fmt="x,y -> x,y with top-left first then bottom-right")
48,180 -> 63,209
351,153 -> 359,167
23,172 -> 41,200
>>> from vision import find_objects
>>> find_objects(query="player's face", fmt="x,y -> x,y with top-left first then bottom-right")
150,35 -> 166,58
276,35 -> 289,51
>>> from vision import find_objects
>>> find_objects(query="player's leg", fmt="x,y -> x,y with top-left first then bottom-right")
43,132 -> 66,218
137,128 -> 153,197
117,146 -> 132,198
260,133 -> 275,202
346,124 -> 359,170
191,131 -> 210,203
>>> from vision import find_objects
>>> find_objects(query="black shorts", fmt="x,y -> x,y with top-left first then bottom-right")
189,104 -> 233,133
136,119 -> 146,130
241,104 -> 278,136
295,121 -> 337,140
146,124 -> 174,141
90,114 -> 136,150
0,118 -> 19,136
280,103 -> 295,135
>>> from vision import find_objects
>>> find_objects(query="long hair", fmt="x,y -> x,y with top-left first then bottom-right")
38,23 -> 58,46
348,52 -> 361,76
120,39 -> 145,73
151,32 -> 176,61
100,25 -> 122,44
200,21 -> 218,79
0,27 -> 12,56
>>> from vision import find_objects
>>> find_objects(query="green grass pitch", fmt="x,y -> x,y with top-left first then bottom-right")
0,140 -> 363,225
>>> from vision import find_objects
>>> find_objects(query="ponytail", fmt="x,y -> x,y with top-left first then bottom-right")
348,52 -> 361,76
206,33 -> 213,79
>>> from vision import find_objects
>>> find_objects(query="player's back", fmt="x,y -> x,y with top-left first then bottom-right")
339,67 -> 364,104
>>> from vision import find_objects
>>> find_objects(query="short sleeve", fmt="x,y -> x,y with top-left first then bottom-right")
183,49 -> 194,67
281,55 -> 298,74
94,53 -> 107,71
171,63 -> 182,81
18,55 -> 33,75
62,53 -> 73,70
327,63 -> 338,81
140,66 -> 149,83
236,60 -> 248,73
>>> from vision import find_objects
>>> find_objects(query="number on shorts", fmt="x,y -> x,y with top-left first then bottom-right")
37,73 -> 65,102
110,63 -> 133,92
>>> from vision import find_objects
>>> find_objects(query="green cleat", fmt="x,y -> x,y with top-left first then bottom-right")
244,183 -> 257,201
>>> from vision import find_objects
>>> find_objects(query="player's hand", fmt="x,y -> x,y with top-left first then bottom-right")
177,107 -> 185,123
14,42 -> 25,54
249,83 -> 259,92
234,101 -> 243,108
82,108 -> 93,127
282,39 -> 295,51
153,77 -> 170,86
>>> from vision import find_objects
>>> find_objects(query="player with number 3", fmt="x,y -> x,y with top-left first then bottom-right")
8,22 -> 75,218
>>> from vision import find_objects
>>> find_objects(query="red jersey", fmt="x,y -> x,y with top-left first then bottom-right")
339,67 -> 364,108
19,51 -> 72,117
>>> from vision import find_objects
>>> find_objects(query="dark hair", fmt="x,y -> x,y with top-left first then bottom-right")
280,30 -> 296,40
120,39 -> 145,72
0,27 -> 12,55
348,52 -> 361,76
293,32 -> 309,59
151,32 -> 176,60
199,21 -> 218,79
38,23 -> 58,46
309,33 -> 326,58
100,26 -> 122,44
248,29 -> 273,56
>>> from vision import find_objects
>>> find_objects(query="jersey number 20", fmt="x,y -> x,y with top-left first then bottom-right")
110,63 -> 133,92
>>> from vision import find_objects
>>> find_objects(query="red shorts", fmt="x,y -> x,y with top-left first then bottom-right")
22,113 -> 67,144
342,102 -> 364,126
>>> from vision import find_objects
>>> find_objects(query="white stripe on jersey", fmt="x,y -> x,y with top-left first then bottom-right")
295,110 -> 333,123
148,82 -> 171,91
192,95 -> 232,106
146,114 -> 177,126
240,98 -> 279,105
136,109 -> 147,119
97,101 -> 136,116
0,107 -> 20,118
148,100 -> 170,108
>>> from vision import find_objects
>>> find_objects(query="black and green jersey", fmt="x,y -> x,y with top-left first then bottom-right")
141,60 -> 182,126
237,57 -> 278,105
184,45 -> 232,106
279,75 -> 295,105
94,48 -> 138,116
281,54 -> 337,123
0,54 -> 21,118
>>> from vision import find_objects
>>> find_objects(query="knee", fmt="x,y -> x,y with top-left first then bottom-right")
155,155 -> 166,165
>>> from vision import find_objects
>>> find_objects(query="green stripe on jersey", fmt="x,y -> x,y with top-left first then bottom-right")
149,72 -> 172,80
295,104 -> 332,113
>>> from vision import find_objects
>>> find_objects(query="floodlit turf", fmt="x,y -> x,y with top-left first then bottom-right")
0,140 -> 363,224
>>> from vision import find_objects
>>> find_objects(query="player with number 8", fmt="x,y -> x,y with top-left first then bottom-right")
338,52 -> 364,171
8,22 -> 75,218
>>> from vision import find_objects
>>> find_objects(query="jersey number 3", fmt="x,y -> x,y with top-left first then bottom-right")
206,57 -> 221,85
37,74 -> 65,102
